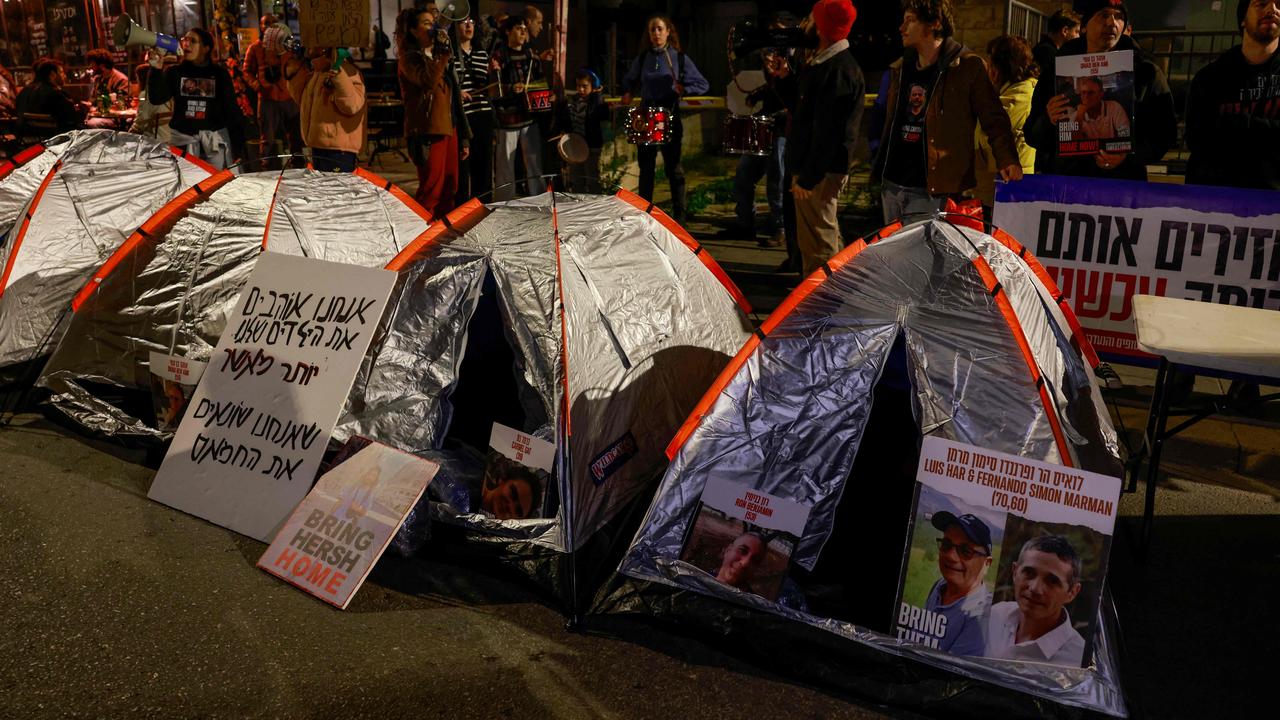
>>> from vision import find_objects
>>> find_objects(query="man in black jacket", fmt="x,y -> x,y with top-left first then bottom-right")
1033,10 -> 1081,81
773,0 -> 864,276
14,57 -> 87,136
1186,0 -> 1280,189
1027,0 -> 1176,181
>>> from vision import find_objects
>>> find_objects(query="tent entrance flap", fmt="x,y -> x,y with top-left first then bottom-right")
796,333 -> 922,631
441,269 -> 559,521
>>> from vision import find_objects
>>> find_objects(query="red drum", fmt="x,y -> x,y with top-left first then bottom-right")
627,106 -> 670,146
523,88 -> 555,112
721,114 -> 775,156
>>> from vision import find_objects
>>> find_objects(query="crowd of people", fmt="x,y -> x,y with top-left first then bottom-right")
0,0 -> 1275,263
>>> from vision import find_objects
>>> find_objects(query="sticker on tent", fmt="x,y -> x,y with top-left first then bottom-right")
258,442 -> 438,609
480,423 -> 554,521
679,478 -> 811,602
148,253 -> 397,542
148,352 -> 208,431
894,436 -> 1121,669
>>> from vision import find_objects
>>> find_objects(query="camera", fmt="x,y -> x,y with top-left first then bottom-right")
730,21 -> 815,58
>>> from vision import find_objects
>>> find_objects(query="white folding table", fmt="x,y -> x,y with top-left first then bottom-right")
1129,295 -> 1280,555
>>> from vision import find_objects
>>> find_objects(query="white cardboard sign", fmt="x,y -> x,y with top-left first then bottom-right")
148,253 -> 397,541
489,422 -> 556,473
699,476 -> 811,537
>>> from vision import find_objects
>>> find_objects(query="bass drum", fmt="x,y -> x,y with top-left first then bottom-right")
725,70 -> 766,116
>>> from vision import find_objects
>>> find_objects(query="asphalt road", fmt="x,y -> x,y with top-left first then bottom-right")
1,413 -> 899,720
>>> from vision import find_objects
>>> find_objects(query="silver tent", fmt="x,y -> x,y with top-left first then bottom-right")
615,217 -> 1127,717
337,190 -> 754,556
0,130 -> 213,368
38,167 -> 430,438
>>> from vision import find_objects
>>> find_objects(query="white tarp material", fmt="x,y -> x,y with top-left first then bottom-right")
0,130 -> 212,368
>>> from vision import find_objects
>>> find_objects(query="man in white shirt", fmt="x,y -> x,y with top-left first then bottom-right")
986,534 -> 1087,667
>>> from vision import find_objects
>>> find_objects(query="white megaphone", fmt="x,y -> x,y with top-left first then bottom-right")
112,14 -> 182,54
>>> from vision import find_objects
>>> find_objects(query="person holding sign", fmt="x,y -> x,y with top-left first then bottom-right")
923,512 -> 993,656
396,5 -> 471,217
283,46 -> 367,173
244,15 -> 303,170
985,535 -> 1085,667
620,14 -> 710,223
1027,0 -> 1175,179
147,28 -> 245,170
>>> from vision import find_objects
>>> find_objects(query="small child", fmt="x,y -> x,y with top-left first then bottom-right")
558,69 -> 610,193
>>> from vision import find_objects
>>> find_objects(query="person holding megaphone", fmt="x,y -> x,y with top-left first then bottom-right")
146,27 -> 245,170
282,45 -> 367,173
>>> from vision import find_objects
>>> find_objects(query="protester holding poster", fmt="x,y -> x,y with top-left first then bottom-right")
1027,0 -> 1175,180
284,45 -> 367,173
872,0 -> 1021,225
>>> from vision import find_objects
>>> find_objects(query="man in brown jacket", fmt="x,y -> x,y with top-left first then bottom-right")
872,0 -> 1022,224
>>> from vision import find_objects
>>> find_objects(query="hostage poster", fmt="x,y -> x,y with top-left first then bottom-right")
1055,50 -> 1134,157
995,174 -> 1280,360
258,442 -> 437,609
148,253 -> 396,542
894,437 -> 1121,669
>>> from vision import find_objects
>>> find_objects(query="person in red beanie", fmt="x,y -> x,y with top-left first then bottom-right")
872,0 -> 1022,224
769,0 -> 865,275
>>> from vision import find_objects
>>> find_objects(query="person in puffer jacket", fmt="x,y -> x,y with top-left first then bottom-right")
285,48 -> 367,173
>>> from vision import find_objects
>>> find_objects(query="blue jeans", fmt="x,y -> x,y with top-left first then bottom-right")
734,135 -> 786,233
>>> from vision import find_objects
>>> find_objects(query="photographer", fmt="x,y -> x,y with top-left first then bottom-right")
285,48 -> 366,173
244,14 -> 302,169
397,5 -> 471,217
770,0 -> 864,275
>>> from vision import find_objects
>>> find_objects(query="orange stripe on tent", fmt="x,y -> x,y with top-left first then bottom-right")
70,169 -> 237,312
383,198 -> 488,271
614,188 -> 753,315
970,255 -> 1075,467
0,160 -> 63,298
0,143 -> 47,182
168,146 -> 217,174
551,184 -> 572,437
260,174 -> 286,250
664,335 -> 762,460
355,166 -> 433,223
988,226 -> 1100,367
665,232 -> 880,460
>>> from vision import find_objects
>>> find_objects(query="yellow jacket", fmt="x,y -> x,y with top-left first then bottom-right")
975,77 -> 1037,206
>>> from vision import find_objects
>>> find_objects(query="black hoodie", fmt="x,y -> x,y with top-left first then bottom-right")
1185,44 -> 1280,190
1027,34 -> 1176,181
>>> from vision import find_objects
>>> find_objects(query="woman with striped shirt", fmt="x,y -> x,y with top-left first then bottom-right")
455,14 -> 495,204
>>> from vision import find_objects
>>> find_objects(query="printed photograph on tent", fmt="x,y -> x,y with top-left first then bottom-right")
148,352 -> 207,431
679,506 -> 797,603
895,485 -> 1007,656
987,516 -> 1111,669
479,450 -> 548,521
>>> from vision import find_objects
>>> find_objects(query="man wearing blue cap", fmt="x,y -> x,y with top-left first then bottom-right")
923,511 -> 993,656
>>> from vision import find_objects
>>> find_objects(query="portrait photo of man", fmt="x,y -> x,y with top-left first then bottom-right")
1072,75 -> 1131,140
986,534 -> 1086,667
923,511 -> 993,655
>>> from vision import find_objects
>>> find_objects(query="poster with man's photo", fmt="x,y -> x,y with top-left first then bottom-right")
148,352 -> 208,431
894,437 -> 1121,669
1055,50 -> 1134,157
679,477 -> 811,602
